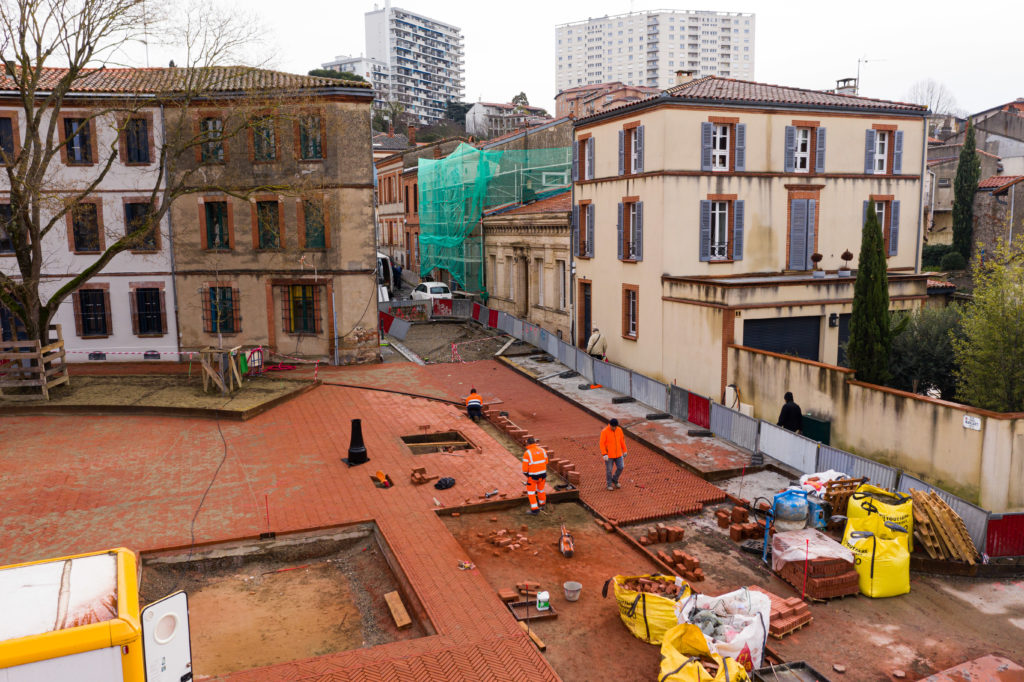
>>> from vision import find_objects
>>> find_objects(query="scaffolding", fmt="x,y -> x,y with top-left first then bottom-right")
418,142 -> 571,293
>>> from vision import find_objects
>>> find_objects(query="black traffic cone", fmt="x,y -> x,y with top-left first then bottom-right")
343,418 -> 369,466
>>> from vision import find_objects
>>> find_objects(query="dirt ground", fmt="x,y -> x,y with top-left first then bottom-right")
400,321 -> 531,363
0,374 -> 306,410
140,533 -> 426,678
444,501 -> 667,681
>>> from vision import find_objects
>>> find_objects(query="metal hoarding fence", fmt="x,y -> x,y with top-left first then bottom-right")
498,311 -> 514,334
985,514 -> 1024,557
631,372 -> 667,412
452,298 -> 474,319
525,323 -> 541,347
575,349 -> 595,382
668,385 -> 689,422
606,363 -> 632,396
545,331 -> 560,357
816,445 -> 899,491
592,359 -> 612,389
557,339 -> 576,368
896,473 -> 989,554
710,403 -> 758,452
512,318 -> 524,340
758,422 -> 818,474
688,393 -> 710,428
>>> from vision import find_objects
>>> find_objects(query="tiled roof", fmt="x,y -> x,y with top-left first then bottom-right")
666,77 -> 927,112
927,279 -> 957,290
0,66 -> 370,94
496,191 -> 571,216
372,132 -> 409,150
977,175 -> 1024,192
928,136 -> 943,143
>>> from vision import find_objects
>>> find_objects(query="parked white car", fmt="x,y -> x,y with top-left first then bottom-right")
411,281 -> 452,301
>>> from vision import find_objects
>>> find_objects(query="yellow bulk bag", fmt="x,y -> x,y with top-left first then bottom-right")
659,623 -> 749,682
602,574 -> 691,645
847,484 -> 913,551
842,514 -> 911,598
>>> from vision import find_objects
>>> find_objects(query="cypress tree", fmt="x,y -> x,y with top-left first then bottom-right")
848,202 -> 892,384
952,121 -> 981,259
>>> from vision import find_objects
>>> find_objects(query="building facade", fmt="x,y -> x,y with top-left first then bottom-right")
572,76 -> 929,400
555,10 -> 755,93
465,102 -> 551,139
924,144 -> 1002,245
554,82 -> 659,119
322,54 -> 391,107
375,152 -> 406,269
972,175 -> 1024,258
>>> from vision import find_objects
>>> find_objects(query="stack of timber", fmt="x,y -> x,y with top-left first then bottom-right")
0,324 -> 69,401
910,490 -> 981,564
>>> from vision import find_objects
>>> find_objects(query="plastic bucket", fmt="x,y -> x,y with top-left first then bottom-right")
563,581 -> 582,602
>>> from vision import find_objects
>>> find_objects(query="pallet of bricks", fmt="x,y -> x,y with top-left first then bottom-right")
771,528 -> 860,600
910,490 -> 981,564
749,585 -> 813,639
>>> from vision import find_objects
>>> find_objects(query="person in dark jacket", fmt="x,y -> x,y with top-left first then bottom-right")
777,392 -> 803,433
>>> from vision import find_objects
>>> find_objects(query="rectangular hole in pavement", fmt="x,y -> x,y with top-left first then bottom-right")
140,523 -> 432,678
401,430 -> 474,455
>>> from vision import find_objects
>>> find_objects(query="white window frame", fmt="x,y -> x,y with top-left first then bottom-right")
629,129 -> 640,174
711,123 -> 730,171
794,127 -> 811,173
710,200 -> 729,259
874,131 -> 889,174
627,202 -> 640,259
626,289 -> 638,336
874,201 -> 887,233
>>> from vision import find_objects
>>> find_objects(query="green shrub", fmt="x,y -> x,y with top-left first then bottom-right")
940,251 -> 967,271
922,244 -> 953,268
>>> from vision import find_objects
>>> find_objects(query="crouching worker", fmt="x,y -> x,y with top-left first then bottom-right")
522,437 -> 548,515
465,387 -> 483,421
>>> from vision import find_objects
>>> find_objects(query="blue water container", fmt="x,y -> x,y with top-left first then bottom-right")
774,489 -> 809,532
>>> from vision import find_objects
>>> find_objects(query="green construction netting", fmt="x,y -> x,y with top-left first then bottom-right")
418,142 -> 571,293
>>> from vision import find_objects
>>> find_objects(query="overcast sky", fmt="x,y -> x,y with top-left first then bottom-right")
148,0 -> 1023,116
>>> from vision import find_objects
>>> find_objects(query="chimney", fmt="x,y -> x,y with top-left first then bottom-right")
675,69 -> 696,85
388,125 -> 394,138
407,124 -> 416,145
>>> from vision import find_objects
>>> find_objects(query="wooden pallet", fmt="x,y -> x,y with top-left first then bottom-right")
910,489 -> 980,564
770,618 -> 812,639
823,477 -> 867,513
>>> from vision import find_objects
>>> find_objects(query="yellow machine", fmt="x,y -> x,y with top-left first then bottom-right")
0,547 -> 192,682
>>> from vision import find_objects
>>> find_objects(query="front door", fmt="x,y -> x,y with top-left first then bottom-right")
578,281 -> 592,348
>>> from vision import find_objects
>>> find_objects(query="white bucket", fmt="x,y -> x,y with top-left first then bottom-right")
563,581 -> 582,602
535,590 -> 550,610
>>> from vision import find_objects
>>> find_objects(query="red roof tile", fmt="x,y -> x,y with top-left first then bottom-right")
978,175 -> 1024,190
496,191 -> 571,216
666,77 -> 927,112
927,279 -> 956,290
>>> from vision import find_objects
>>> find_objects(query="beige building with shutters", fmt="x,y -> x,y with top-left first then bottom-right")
572,75 -> 930,401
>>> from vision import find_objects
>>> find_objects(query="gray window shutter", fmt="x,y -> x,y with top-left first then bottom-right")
586,137 -> 595,179
784,126 -> 796,173
806,199 -> 816,270
814,127 -> 826,173
734,123 -> 746,171
699,200 -> 712,261
889,200 -> 900,256
893,131 -> 904,175
701,122 -> 713,171
636,125 -> 645,173
864,130 -> 876,174
572,205 -> 579,255
616,202 -> 623,259
733,200 -> 745,260
572,140 -> 579,182
635,201 -> 643,261
618,130 -> 625,175
789,199 -> 808,270
863,200 -> 868,228
587,203 -> 595,256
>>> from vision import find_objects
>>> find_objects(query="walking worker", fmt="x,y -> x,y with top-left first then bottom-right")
522,437 -> 548,515
586,326 -> 607,360
600,417 -> 627,491
465,387 -> 483,421
777,391 -> 803,434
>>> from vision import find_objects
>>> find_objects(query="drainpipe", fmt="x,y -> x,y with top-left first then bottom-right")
926,169 -> 936,234
159,103 -> 183,361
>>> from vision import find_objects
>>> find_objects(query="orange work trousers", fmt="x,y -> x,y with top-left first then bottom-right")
526,475 -> 547,511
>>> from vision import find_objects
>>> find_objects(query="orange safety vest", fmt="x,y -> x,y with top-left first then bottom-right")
466,392 -> 483,407
522,443 -> 548,476
600,425 -> 627,458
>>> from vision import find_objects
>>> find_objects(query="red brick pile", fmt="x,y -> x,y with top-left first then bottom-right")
776,556 -> 859,600
483,407 -> 581,485
485,526 -> 534,554
636,522 -> 686,545
719,504 -> 767,543
620,577 -> 687,598
749,586 -> 813,639
656,549 -> 705,582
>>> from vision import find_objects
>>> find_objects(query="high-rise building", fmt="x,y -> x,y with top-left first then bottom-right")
321,55 -> 391,104
555,10 -> 755,93
325,2 -> 464,125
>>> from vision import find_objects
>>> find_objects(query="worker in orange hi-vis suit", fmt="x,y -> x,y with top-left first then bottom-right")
522,437 -> 548,515
599,417 -> 627,491
465,387 -> 483,421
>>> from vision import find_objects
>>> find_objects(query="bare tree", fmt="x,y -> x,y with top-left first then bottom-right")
905,78 -> 963,115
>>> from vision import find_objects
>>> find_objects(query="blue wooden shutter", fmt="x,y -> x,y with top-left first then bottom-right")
789,199 -> 808,269
586,137 -> 595,179
806,199 -> 817,270
616,202 -> 623,259
733,200 -> 745,260
572,205 -> 579,255
864,130 -> 876,174
699,200 -> 712,261
701,122 -> 713,171
734,123 -> 746,171
636,125 -> 645,173
635,201 -> 643,261
572,140 -> 579,181
586,204 -> 595,256
618,130 -> 625,175
893,131 -> 904,174
814,127 -> 826,173
889,200 -> 900,256
784,126 -> 796,173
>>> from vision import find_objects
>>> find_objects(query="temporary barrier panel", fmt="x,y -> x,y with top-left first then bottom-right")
758,422 -> 818,474
607,363 -> 632,396
985,513 -> 1024,557
710,403 -> 758,452
817,445 -> 899,491
557,340 -> 576,368
631,372 -> 668,412
488,308 -> 499,328
498,311 -> 514,334
452,298 -> 473,319
378,312 -> 411,341
575,349 -> 594,382
668,385 -> 689,422
688,393 -> 710,428
432,298 -> 454,317
593,359 -> 612,388
896,473 -> 989,554
710,402 -> 734,441
526,323 -> 541,347
379,311 -> 394,334
545,331 -> 560,357
512,318 -> 524,340
472,302 -> 482,321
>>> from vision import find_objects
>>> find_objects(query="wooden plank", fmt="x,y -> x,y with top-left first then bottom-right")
0,351 -> 46,360
46,375 -> 70,390
0,379 -> 45,388
39,341 -> 63,354
518,621 -> 547,651
383,591 -> 412,629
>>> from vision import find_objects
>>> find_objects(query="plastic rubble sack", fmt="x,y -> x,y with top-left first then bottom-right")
602,574 -> 691,645
842,513 -> 911,598
798,469 -> 848,493
658,622 -> 750,682
847,483 -> 913,551
673,587 -> 770,671
771,528 -> 854,573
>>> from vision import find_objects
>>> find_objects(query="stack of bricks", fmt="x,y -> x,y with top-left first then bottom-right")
749,586 -> 813,639
516,581 -> 541,598
485,526 -> 533,554
721,505 -> 765,543
636,523 -> 686,546
548,456 -> 581,486
656,549 -> 704,582
594,518 -> 615,532
484,409 -> 580,485
776,557 -> 859,600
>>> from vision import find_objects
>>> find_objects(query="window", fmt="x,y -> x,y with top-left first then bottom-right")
71,203 -> 100,252
0,117 -> 15,161
710,201 -> 728,259
256,200 -> 281,249
793,128 -> 811,172
204,201 -> 230,249
302,199 -> 326,249
535,258 -> 545,306
0,204 -> 13,253
200,117 -> 224,163
413,183 -> 418,214
711,124 -> 729,170
701,121 -> 745,172
251,117 -> 276,162
206,286 -> 238,334
937,177 -> 951,188
124,202 -> 157,251
575,136 -> 595,181
64,117 -> 92,164
862,197 -> 901,257
124,117 -> 150,164
618,200 -> 643,260
874,131 -> 888,174
618,125 -> 644,175
575,203 -> 594,257
699,198 -> 744,262
788,198 -> 817,270
287,284 -> 319,334
785,125 -> 826,174
132,288 -> 165,335
622,285 -> 638,339
76,289 -> 109,337
557,259 -> 566,309
298,114 -> 323,160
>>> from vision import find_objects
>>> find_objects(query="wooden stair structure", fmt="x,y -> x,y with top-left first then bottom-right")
0,324 -> 70,401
